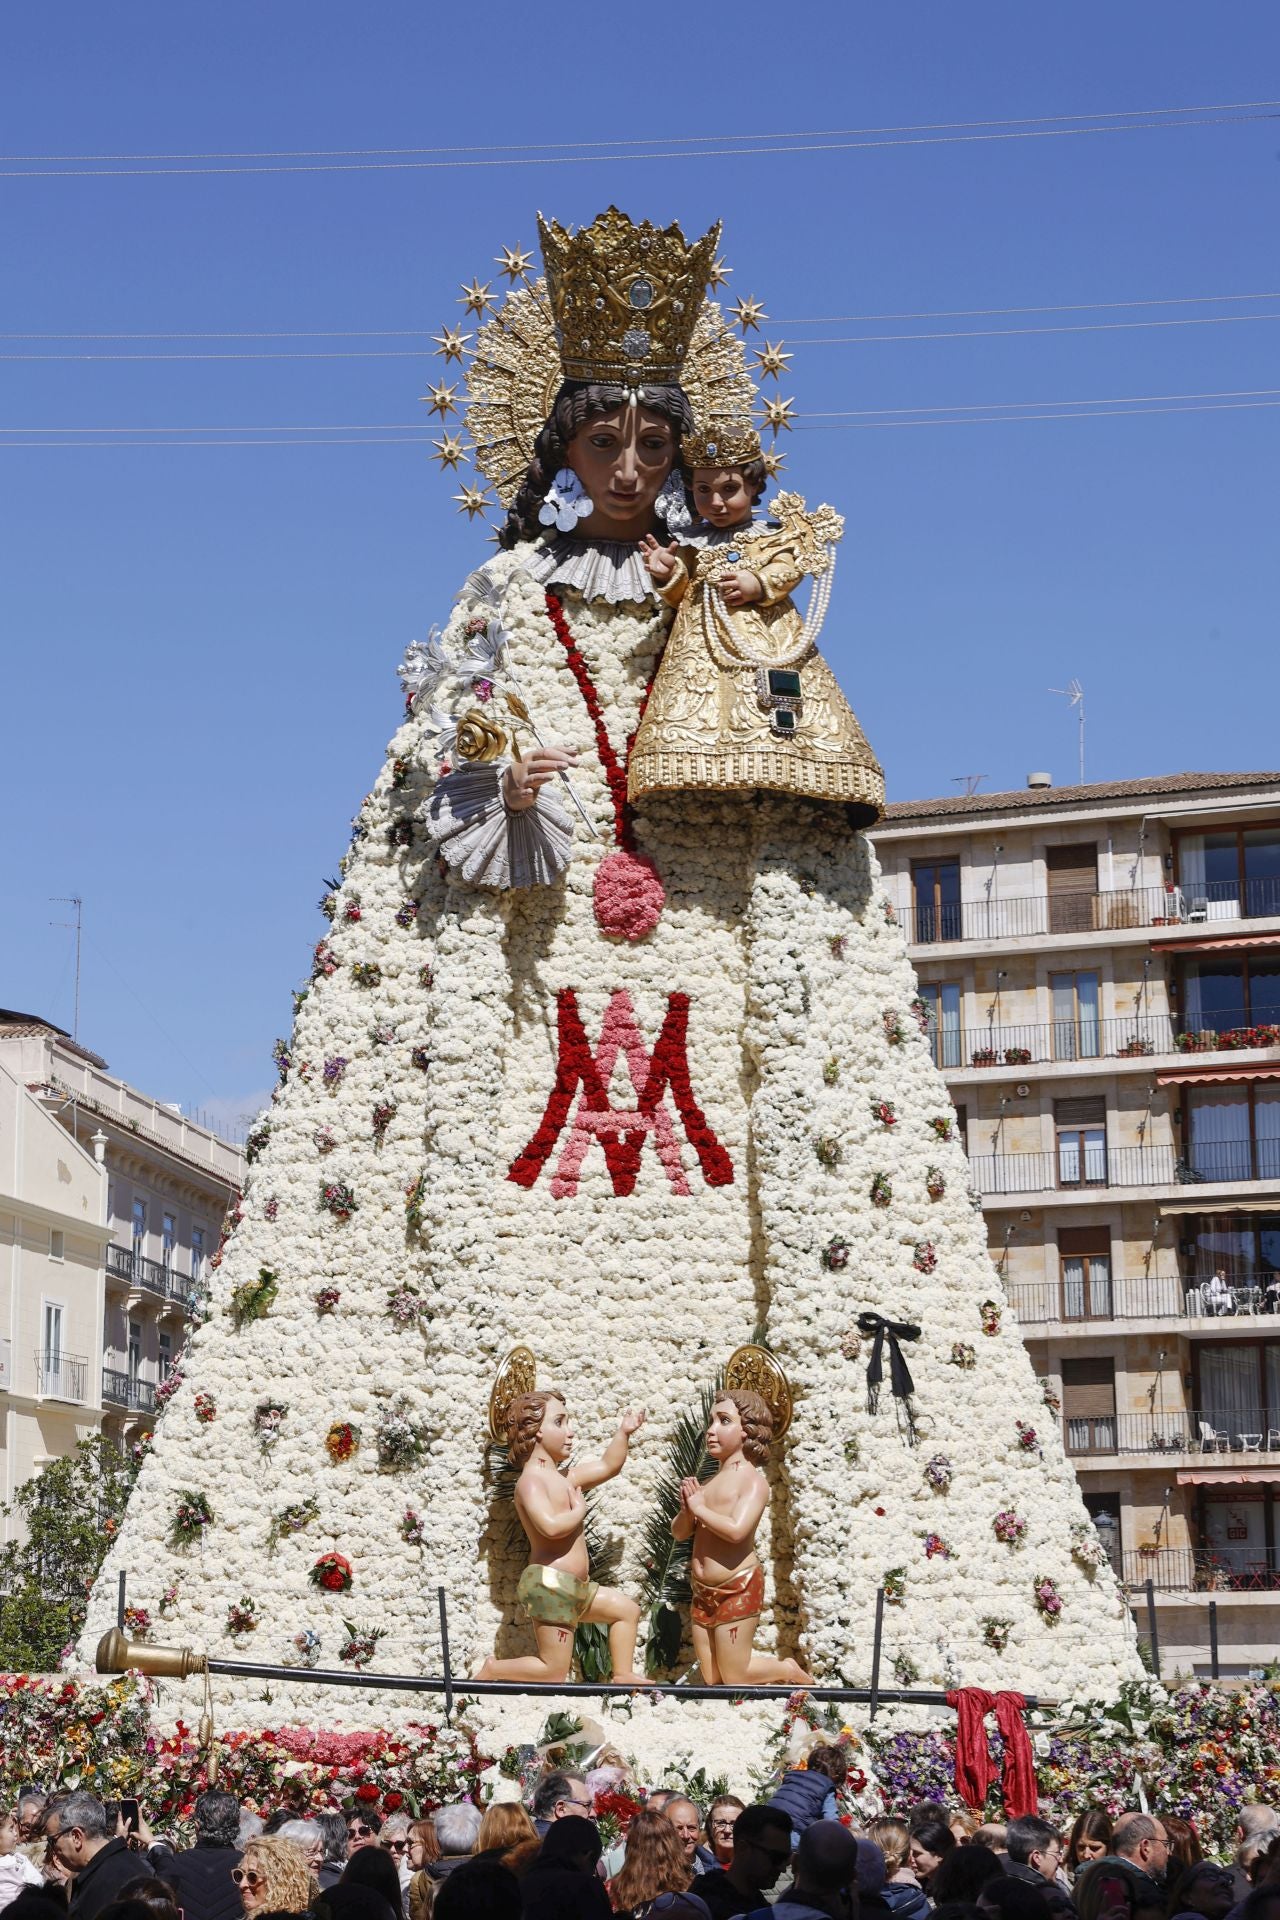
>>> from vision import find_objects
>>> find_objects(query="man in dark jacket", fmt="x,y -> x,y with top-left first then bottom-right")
150,1792 -> 241,1920
698,1807 -> 794,1919
1001,1816 -> 1074,1920
45,1793 -> 156,1920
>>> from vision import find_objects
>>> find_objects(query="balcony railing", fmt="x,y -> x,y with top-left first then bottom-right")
1122,1547 -> 1280,1593
906,876 -> 1280,947
101,1369 -> 157,1412
35,1349 -> 87,1403
970,1140 -> 1280,1196
104,1244 -> 201,1305
1065,1407 -> 1280,1459
929,1012 -> 1280,1072
1012,1271 -> 1280,1325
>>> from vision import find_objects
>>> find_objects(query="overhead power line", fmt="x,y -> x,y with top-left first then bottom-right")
2,99 -> 1276,177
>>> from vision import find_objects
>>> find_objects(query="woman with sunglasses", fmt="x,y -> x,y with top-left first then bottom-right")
233,1836 -> 313,1918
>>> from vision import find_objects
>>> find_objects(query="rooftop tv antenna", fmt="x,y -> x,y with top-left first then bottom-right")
1050,679 -> 1086,783
952,775 -> 988,797
50,895 -> 83,1041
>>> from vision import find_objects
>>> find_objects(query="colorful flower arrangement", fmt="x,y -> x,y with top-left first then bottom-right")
323,1055 -> 350,1087
1042,1380 -> 1062,1414
171,1490 -> 214,1548
814,1135 -> 843,1170
922,1531 -> 954,1561
924,1455 -> 953,1494
268,1497 -> 320,1547
982,1616 -> 1013,1653
882,1009 -> 906,1047
399,1509 -> 427,1546
871,1100 -> 897,1128
338,1622 -> 386,1669
839,1327 -> 862,1361
842,1434 -> 861,1465
1003,1046 -> 1032,1066
928,1114 -> 954,1142
386,1285 -> 421,1327
325,1422 -> 361,1464
122,1606 -> 152,1639
912,1241 -> 937,1274
411,1047 -> 430,1072
311,941 -> 338,980
343,897 -> 362,924
1034,1574 -> 1064,1622
371,1020 -> 398,1048
155,1368 -> 184,1409
1015,1419 -> 1042,1455
823,1238 -> 850,1272
321,1180 -> 358,1220
263,1196 -> 280,1222
417,963 -> 433,990
980,1299 -> 1003,1335
310,1552 -> 354,1594
375,1398 -> 426,1471
892,1652 -> 920,1685
870,1171 -> 892,1208
949,1343 -> 976,1370
395,898 -> 420,928
230,1268 -> 278,1329
193,1392 -> 217,1425
292,1628 -> 322,1668
993,1510 -> 1028,1547
829,933 -> 847,958
926,1166 -> 946,1200
272,1038 -> 292,1080
315,1286 -> 342,1315
351,961 -> 382,988
882,1567 -> 907,1605
1071,1523 -> 1110,1571
254,1400 -> 289,1448
372,1101 -> 397,1141
405,1173 -> 426,1232
245,1119 -> 273,1163
226,1597 -> 258,1636
314,1123 -> 337,1154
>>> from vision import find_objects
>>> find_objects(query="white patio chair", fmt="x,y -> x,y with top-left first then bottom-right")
1198,1420 -> 1230,1453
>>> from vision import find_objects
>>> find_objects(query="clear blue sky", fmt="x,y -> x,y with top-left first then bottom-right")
2,4 -> 1277,1135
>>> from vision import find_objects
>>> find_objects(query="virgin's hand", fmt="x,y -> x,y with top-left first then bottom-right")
502,744 -> 579,813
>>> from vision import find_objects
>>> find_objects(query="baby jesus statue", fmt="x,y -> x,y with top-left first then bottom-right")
672,1389 -> 813,1686
477,1389 -> 650,1685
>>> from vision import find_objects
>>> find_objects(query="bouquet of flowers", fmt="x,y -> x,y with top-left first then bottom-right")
254,1400 -> 289,1448
320,1181 -> 358,1221
315,1286 -> 342,1315
338,1622 -> 386,1669
376,1399 -> 426,1471
924,1455 -> 953,1494
993,1510 -> 1028,1548
171,1490 -> 214,1547
230,1268 -> 278,1329
310,1552 -> 354,1594
325,1421 -> 361,1463
226,1597 -> 258,1636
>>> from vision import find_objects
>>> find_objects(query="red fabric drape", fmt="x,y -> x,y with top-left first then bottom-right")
946,1688 -> 1039,1816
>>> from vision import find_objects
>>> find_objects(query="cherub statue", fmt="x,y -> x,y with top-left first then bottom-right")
477,1389 -> 650,1685
672,1388 -> 813,1686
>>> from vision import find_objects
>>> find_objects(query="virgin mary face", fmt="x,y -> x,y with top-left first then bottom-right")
565,402 -> 677,541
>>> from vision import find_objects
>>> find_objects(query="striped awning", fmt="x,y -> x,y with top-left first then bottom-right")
1177,1468 -> 1280,1485
1151,933 -> 1280,953
1159,1195 -> 1280,1214
1157,1065 -> 1280,1086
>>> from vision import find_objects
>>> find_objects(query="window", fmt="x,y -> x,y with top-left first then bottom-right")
131,1197 -> 147,1247
1059,1226 -> 1113,1320
912,859 -> 961,943
919,982 -> 963,1068
49,1228 -> 65,1262
1051,971 -> 1100,1060
1055,1096 -> 1107,1187
1082,1492 -> 1123,1575
1187,1212 -> 1280,1300
162,1211 -> 176,1271
1046,845 -> 1097,934
128,1319 -> 142,1380
1197,1343 -> 1266,1440
159,1330 -> 172,1380
42,1301 -> 63,1360
191,1227 -> 205,1282
953,1103 -> 968,1147
1062,1357 -> 1116,1455
1179,956 -> 1280,1037
1186,1084 -> 1280,1182
1178,826 -> 1280,920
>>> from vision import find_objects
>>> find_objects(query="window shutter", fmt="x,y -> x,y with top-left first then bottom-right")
1054,1096 -> 1106,1128
1062,1356 -> 1116,1418
1059,1226 -> 1111,1257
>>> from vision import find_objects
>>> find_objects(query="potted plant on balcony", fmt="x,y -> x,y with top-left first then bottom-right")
1136,1539 -> 1162,1558
1118,1036 -> 1155,1057
1003,1046 -> 1032,1066
971,1046 -> 998,1067
1175,1030 -> 1216,1054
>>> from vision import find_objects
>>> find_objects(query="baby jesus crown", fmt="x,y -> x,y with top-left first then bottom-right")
537,205 -> 722,389
682,415 -> 763,470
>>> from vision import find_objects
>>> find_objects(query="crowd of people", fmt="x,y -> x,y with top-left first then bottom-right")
3,1763 -> 1280,1920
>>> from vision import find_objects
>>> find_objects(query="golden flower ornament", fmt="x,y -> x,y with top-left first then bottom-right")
454,708 -> 508,764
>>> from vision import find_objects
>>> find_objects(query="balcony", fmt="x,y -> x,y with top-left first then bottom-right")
1011,1271 -> 1280,1326
1121,1547 -> 1280,1594
102,1368 -> 157,1412
930,1013 -> 1280,1074
1065,1407 -> 1280,1459
35,1349 -> 87,1403
970,1139 -> 1280,1198
104,1244 -> 201,1306
906,877 -> 1280,948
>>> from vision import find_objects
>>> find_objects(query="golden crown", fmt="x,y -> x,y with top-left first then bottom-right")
682,417 -> 763,470
537,206 -> 722,387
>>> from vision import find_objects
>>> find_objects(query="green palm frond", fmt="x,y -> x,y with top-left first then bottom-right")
636,1373 -> 723,1674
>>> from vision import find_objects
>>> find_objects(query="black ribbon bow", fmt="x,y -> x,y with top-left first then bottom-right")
857,1310 -> 922,1446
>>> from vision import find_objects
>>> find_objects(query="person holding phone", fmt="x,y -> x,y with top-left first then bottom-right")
43,1793 -> 156,1920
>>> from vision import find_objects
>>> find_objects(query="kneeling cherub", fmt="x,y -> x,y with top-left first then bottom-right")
672,1388 -> 814,1686
478,1388 -> 650,1685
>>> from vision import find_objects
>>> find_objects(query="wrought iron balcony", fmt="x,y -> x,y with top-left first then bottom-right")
930,1011 -> 1280,1073
105,1244 -> 202,1305
1121,1546 -> 1280,1593
35,1349 -> 87,1403
101,1368 -> 157,1412
905,876 -> 1280,948
1011,1271 -> 1280,1326
1065,1407 -> 1279,1459
970,1140 -> 1280,1197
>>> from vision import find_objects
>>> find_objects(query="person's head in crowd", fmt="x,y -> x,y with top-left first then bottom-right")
432,1859 -> 521,1920
973,1826 -> 1008,1854
261,1813 -> 294,1836
866,1819 -> 912,1879
646,1792 -> 678,1814
1239,1839 -> 1276,1885
610,1807 -> 693,1910
318,1883 -> 400,1920
790,1821 -> 862,1917
237,1811 -> 265,1850
706,1795 -> 745,1867
1239,1890 -> 1280,1920
347,1810 -> 383,1855
1006,1816 -> 1065,1884
43,1791 -> 112,1876
1257,1838 -> 1280,1888
430,1805 -> 482,1864
977,1876 -> 1052,1920
17,1798 -> 47,1845
276,1821 -> 323,1873
190,1793 -> 241,1851
94,1904 -> 168,1920
406,1819 -> 440,1874
315,1812 -> 351,1872
381,1813 -> 412,1858
529,1772 -> 593,1825
1114,1815 -> 1171,1883
0,1810 -> 26,1857
663,1799 -> 703,1870
5,1891 -> 68,1920
1167,1862 -> 1235,1920
342,1842 -> 404,1914
113,1880 -> 180,1920
234,1835 -> 312,1916
808,1746 -> 850,1791
909,1815 -> 957,1887
1067,1812 -> 1114,1874
854,1838 -> 888,1898
950,1812 -> 982,1847
1160,1819 -> 1202,1875
1238,1813 -> 1280,1848
474,1803 -> 538,1879
930,1843 -> 1005,1906
720,1804 -> 793,1894
909,1803 -> 950,1836
535,1814 -> 603,1877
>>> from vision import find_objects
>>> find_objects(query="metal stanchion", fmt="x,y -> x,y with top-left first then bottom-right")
1145,1577 -> 1161,1678
868,1587 -> 886,1720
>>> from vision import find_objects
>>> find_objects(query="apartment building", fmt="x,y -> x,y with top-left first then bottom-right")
0,1011 -> 243,1528
874,769 -> 1280,1679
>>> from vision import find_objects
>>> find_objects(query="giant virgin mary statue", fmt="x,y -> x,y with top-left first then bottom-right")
84,209 -> 1140,1752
